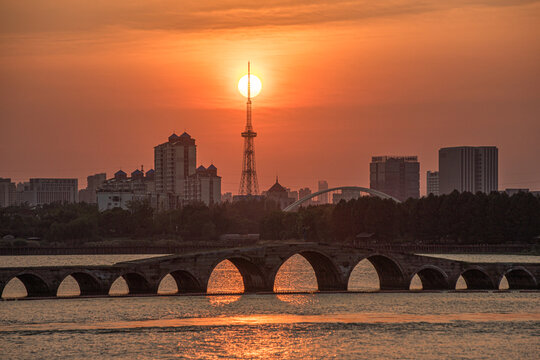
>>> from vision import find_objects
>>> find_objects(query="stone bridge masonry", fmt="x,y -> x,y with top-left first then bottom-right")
1,243 -> 539,298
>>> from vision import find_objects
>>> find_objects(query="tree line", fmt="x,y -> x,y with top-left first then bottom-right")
1,191 -> 539,245
261,191 -> 540,244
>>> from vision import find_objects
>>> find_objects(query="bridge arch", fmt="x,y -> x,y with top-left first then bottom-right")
3,272 -> 52,298
499,267 -> 537,290
348,254 -> 407,290
110,271 -> 153,295
57,271 -> 104,296
409,266 -> 449,290
283,186 -> 400,212
209,256 -> 268,293
158,270 -> 203,294
458,267 -> 496,290
274,250 -> 345,291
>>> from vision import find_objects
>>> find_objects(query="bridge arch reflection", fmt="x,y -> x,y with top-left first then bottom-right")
3,272 -> 50,298
57,271 -> 102,296
499,267 -> 537,290
109,272 -> 153,295
273,254 -> 317,293
272,250 -> 344,292
409,266 -> 449,290
208,257 -> 267,293
158,270 -> 202,294
458,268 -> 495,290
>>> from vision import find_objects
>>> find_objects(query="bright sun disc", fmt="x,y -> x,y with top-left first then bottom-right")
238,74 -> 262,98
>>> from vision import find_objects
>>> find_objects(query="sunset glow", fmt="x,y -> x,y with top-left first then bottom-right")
1,1 -> 539,194
238,74 -> 262,98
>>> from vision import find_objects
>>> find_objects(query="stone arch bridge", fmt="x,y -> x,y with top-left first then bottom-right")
1,243 -> 539,298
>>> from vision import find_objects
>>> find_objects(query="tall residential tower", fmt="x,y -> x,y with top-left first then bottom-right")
439,146 -> 498,194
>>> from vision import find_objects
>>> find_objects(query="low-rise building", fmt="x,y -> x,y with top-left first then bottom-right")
265,178 -> 295,209
16,178 -> 78,206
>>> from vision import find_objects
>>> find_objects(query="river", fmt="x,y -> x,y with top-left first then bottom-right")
1,254 -> 539,359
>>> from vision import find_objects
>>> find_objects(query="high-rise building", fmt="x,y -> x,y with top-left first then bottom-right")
154,132 -> 197,208
318,180 -> 329,204
153,132 -> 221,209
155,132 -> 197,196
426,171 -> 439,196
370,156 -> 420,201
439,146 -> 498,195
0,178 -> 16,207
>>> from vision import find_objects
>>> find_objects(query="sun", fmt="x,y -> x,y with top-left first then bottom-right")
238,74 -> 262,98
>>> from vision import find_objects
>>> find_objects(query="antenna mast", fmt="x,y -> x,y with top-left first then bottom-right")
239,61 -> 259,195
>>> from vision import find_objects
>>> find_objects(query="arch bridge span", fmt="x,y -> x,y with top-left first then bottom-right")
1,243 -> 538,298
283,186 -> 400,212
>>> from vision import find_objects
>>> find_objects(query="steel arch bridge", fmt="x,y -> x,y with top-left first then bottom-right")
283,186 -> 401,212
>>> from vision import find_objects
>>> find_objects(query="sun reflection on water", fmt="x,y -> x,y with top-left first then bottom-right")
208,295 -> 242,306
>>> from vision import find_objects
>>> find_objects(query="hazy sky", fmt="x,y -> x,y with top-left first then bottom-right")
1,0 -> 539,194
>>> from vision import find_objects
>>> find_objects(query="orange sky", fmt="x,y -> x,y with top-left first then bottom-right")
1,1 -> 540,194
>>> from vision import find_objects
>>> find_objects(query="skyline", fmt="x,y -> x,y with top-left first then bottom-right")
1,1 -> 540,194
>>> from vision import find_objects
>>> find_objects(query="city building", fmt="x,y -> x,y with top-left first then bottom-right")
154,132 -> 196,208
79,173 -> 106,203
332,189 -> 361,204
97,168 -> 156,211
503,188 -> 529,196
298,187 -> 312,205
287,189 -> 299,202
370,156 -> 420,201
265,178 -> 295,209
186,165 -> 221,206
16,178 -> 78,206
153,132 -> 221,209
0,178 -> 16,207
426,171 -> 439,196
318,180 -> 329,204
97,191 -> 152,211
222,192 -> 233,203
439,146 -> 498,195
100,169 -> 155,194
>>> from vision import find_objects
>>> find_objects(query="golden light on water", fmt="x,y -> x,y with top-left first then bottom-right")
238,74 -> 262,98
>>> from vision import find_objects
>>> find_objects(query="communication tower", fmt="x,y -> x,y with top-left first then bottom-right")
239,62 -> 259,195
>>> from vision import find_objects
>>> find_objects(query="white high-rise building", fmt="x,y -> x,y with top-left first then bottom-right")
439,146 -> 498,195
154,132 -> 221,209
426,171 -> 439,196
155,132 -> 197,197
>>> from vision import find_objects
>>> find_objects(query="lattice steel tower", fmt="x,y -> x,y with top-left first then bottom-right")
239,62 -> 259,195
